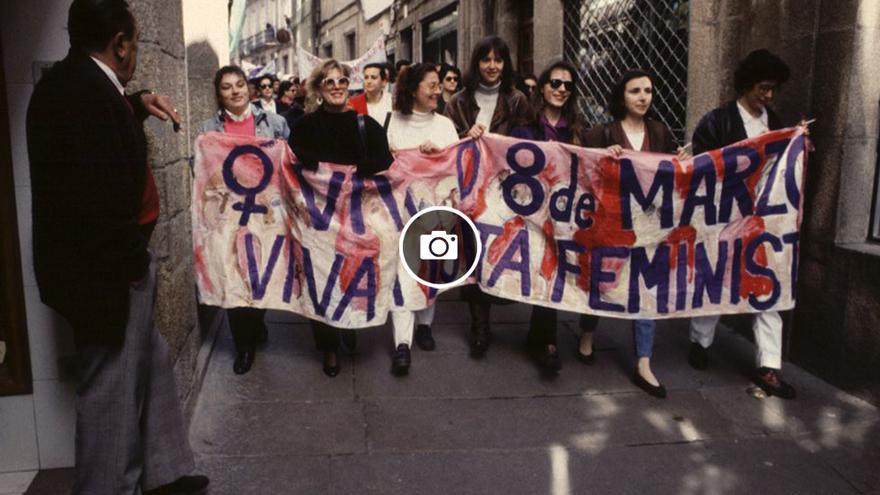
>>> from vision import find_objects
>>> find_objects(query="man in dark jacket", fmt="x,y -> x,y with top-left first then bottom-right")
687,49 -> 796,399
26,1 -> 208,493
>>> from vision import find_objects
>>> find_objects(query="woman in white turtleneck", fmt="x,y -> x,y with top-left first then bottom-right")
384,63 -> 459,376
442,36 -> 530,357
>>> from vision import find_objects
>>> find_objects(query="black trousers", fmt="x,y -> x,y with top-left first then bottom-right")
312,321 -> 340,352
579,314 -> 599,333
227,307 -> 266,352
526,306 -> 558,348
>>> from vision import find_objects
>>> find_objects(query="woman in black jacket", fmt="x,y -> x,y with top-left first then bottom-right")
289,60 -> 394,376
581,69 -> 689,398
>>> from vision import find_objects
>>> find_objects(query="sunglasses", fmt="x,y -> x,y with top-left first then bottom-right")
549,79 -> 575,91
445,76 -> 459,82
322,77 -> 350,88
259,84 -> 273,89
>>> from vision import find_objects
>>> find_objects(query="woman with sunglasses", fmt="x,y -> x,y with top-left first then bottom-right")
383,63 -> 461,375
444,36 -> 530,357
436,64 -> 461,114
289,60 -> 394,377
199,65 -> 290,375
510,60 -> 588,374
580,69 -> 690,397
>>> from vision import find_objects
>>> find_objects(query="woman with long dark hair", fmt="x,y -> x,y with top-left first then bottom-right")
580,69 -> 689,397
510,60 -> 588,373
289,60 -> 394,377
199,65 -> 290,374
443,36 -> 531,357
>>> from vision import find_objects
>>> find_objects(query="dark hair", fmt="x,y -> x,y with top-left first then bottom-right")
608,69 -> 655,120
531,61 -> 587,145
279,80 -> 293,95
439,64 -> 461,85
395,60 -> 411,72
363,62 -> 388,81
213,65 -> 248,109
68,0 -> 136,52
463,36 -> 517,94
258,75 -> 274,87
734,49 -> 790,94
394,63 -> 439,115
516,74 -> 537,94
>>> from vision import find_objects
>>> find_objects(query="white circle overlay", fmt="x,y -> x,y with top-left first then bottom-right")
398,205 -> 483,290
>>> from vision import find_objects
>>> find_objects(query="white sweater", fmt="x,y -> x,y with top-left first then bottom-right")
386,110 -> 460,151
474,82 -> 501,128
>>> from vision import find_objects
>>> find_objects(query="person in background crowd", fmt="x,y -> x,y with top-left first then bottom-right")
289,60 -> 394,377
444,35 -> 530,357
248,78 -> 259,102
254,75 -> 277,113
384,63 -> 460,375
389,59 -> 411,99
688,49 -> 799,399
26,0 -> 208,493
581,69 -> 690,397
199,65 -> 290,375
349,62 -> 393,128
510,60 -> 588,374
437,63 -> 461,114
276,80 -> 295,114
517,73 -> 538,98
272,78 -> 281,95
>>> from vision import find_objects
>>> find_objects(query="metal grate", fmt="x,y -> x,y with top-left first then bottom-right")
563,0 -> 689,143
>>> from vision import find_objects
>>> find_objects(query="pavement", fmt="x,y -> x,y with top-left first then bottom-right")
187,290 -> 880,495
23,291 -> 880,494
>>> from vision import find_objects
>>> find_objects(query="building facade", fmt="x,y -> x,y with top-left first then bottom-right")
237,0 -> 298,76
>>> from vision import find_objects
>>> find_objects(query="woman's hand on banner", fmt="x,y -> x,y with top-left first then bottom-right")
467,123 -> 487,140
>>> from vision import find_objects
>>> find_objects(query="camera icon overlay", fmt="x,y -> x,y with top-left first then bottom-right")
399,206 -> 482,289
420,231 -> 458,260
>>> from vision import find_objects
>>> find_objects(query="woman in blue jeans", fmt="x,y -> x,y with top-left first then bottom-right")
581,69 -> 690,398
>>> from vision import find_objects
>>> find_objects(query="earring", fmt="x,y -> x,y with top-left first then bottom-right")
317,96 -> 324,105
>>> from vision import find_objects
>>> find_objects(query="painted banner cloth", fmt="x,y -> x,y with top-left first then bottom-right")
192,129 -> 808,328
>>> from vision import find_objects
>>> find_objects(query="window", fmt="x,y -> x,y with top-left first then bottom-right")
422,6 -> 458,65
400,27 -> 413,62
322,42 -> 333,58
283,55 -> 290,74
345,31 -> 356,59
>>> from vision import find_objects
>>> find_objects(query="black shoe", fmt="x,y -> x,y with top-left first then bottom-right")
257,323 -> 268,344
414,324 -> 436,351
391,344 -> 411,375
470,329 -> 491,357
754,367 -> 796,399
341,329 -> 358,352
576,347 -> 595,365
531,345 -> 562,374
323,351 -> 340,377
145,475 -> 209,495
233,349 -> 255,375
688,342 -> 709,370
632,371 -> 667,399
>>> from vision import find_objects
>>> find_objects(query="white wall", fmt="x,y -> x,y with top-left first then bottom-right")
0,0 -> 79,474
183,0 -> 231,65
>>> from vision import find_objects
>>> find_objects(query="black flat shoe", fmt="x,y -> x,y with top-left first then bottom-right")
532,345 -> 562,374
754,367 -> 796,399
632,371 -> 667,398
145,474 -> 209,494
341,329 -> 357,352
323,351 -> 340,377
414,324 -> 436,351
233,349 -> 255,375
391,344 -> 411,376
576,349 -> 595,365
688,342 -> 709,370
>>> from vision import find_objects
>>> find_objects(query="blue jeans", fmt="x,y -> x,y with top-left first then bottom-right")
633,319 -> 656,358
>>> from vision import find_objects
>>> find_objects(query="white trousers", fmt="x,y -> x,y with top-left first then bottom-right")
688,311 -> 783,369
391,306 -> 436,347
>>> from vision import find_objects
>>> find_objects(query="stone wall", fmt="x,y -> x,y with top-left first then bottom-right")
687,0 -> 880,405
127,0 -> 203,413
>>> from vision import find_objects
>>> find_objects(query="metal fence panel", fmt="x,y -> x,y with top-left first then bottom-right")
563,0 -> 689,143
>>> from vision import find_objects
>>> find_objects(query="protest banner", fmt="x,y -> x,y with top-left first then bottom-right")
297,37 -> 387,90
192,129 -> 808,328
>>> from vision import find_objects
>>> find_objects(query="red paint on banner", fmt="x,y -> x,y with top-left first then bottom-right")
739,216 -> 772,298
488,216 -> 526,264
193,244 -> 215,294
540,219 -> 557,281
666,225 -> 697,281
